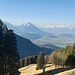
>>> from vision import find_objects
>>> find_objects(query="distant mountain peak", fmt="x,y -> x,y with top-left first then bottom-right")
22,22 -> 34,27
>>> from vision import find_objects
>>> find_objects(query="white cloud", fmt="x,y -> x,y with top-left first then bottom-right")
42,25 -> 74,29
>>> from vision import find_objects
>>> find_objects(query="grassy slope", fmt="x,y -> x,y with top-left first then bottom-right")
55,68 -> 75,75
19,64 -> 75,75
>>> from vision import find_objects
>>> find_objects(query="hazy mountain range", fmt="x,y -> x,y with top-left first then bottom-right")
5,22 -> 75,48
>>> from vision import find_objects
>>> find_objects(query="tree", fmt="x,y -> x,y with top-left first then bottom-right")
66,43 -> 75,66
72,43 -> 75,66
36,52 -> 45,69
0,19 -> 20,75
19,60 -> 23,68
22,59 -> 25,67
65,55 -> 73,66
32,55 -> 38,63
0,19 -> 4,75
25,57 -> 30,66
36,52 -> 45,74
4,29 -> 20,75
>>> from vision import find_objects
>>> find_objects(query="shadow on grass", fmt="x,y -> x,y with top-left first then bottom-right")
35,66 -> 75,75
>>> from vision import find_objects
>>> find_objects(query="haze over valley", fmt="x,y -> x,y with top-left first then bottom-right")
5,22 -> 75,48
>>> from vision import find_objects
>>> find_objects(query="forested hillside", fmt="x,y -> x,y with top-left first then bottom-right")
47,43 -> 75,66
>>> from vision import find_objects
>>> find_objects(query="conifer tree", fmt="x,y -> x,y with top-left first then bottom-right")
4,29 -> 20,75
22,59 -> 25,67
0,19 -> 20,75
25,57 -> 30,66
36,52 -> 45,74
36,52 -> 45,69
71,43 -> 75,66
66,43 -> 75,66
0,19 -> 4,75
72,43 -> 75,56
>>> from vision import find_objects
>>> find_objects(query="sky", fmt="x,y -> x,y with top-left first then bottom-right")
0,0 -> 75,26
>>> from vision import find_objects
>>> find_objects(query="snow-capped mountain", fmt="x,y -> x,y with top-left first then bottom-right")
5,22 -> 46,40
19,22 -> 45,34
